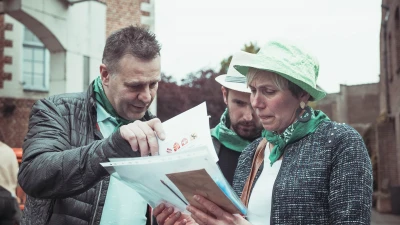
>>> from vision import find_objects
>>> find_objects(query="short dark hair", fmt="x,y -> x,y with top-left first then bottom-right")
102,25 -> 161,74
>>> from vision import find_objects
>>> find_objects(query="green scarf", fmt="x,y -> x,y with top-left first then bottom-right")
93,77 -> 133,128
211,108 -> 251,152
262,108 -> 330,166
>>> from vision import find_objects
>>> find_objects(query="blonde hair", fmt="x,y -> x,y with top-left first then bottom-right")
246,68 -> 288,91
246,67 -> 312,100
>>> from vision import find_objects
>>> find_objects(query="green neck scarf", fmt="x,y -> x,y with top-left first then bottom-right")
211,108 -> 251,152
262,108 -> 330,166
93,77 -> 133,128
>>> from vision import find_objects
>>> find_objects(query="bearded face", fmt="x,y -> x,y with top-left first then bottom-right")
222,87 -> 263,141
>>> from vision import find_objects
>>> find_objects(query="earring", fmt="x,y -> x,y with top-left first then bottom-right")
300,101 -> 306,109
295,101 -> 312,122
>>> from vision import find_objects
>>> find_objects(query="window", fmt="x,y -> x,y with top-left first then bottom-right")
389,34 -> 393,82
396,7 -> 400,76
23,27 -> 49,91
83,56 -> 90,90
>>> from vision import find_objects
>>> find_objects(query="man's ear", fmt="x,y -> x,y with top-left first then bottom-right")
100,64 -> 110,87
221,86 -> 228,105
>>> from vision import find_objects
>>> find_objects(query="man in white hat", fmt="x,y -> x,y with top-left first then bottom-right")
212,52 -> 263,185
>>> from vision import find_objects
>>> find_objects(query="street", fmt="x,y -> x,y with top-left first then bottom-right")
372,210 -> 400,225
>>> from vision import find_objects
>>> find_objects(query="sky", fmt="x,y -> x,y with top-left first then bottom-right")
154,0 -> 382,93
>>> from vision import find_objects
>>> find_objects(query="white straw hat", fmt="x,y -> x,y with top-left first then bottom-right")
215,51 -> 251,93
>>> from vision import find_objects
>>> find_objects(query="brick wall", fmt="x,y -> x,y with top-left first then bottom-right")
378,119 -> 399,186
376,118 -> 398,212
0,97 -> 36,148
315,93 -> 338,121
316,83 -> 379,126
105,0 -> 150,37
345,84 -> 380,124
364,126 -> 378,190
378,0 -> 400,213
381,0 -> 400,116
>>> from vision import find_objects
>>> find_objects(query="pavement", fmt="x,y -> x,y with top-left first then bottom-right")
371,209 -> 400,225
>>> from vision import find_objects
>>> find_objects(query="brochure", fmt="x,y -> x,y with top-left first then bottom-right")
101,102 -> 247,215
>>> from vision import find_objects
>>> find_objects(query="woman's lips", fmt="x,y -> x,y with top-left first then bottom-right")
258,115 -> 273,119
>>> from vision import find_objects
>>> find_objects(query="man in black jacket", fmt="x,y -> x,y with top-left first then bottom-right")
18,26 -> 164,225
212,52 -> 263,185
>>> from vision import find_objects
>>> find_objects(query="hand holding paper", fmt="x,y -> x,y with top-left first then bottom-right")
119,118 -> 165,156
101,102 -> 247,218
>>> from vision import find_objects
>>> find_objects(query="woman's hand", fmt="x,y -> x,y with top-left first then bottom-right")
186,195 -> 251,225
153,203 -> 197,225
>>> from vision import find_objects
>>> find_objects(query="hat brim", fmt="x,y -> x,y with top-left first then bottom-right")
215,74 -> 251,93
233,52 -> 326,101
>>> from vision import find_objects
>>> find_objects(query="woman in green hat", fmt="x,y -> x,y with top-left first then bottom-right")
154,40 -> 372,225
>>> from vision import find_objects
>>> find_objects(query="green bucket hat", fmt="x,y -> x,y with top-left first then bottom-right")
233,40 -> 326,101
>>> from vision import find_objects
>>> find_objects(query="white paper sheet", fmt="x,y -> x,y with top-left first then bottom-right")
101,148 -> 247,215
101,102 -> 247,216
157,102 -> 218,162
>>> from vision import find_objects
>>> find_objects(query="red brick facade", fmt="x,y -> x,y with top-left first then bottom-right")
0,98 -> 36,147
105,0 -> 150,37
373,0 -> 400,213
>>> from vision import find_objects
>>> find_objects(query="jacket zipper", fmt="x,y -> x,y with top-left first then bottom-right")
90,180 -> 103,225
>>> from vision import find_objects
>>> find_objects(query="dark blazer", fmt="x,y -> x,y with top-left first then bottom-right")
233,121 -> 373,224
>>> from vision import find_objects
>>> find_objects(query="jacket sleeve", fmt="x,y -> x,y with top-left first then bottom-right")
328,125 -> 373,224
18,98 -> 140,199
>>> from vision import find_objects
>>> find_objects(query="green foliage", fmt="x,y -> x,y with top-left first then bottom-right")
157,70 -> 225,127
219,42 -> 260,74
157,42 -> 259,127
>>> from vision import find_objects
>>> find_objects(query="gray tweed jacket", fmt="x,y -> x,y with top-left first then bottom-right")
233,121 -> 372,224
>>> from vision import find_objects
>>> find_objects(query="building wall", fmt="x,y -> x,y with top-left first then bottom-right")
65,2 -> 106,92
382,0 -> 400,177
0,0 -> 157,147
104,0 -> 157,114
344,83 -> 380,125
316,83 -> 380,128
105,0 -> 154,35
0,1 -> 107,147
106,0 -> 141,36
0,15 -> 50,99
0,98 -> 36,147
315,93 -> 338,121
376,0 -> 400,213
375,119 -> 398,212
0,15 -> 14,91
381,0 -> 400,116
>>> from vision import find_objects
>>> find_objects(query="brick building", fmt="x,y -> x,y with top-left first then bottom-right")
371,0 -> 400,214
316,1 -> 400,214
0,0 -> 155,148
316,83 -> 380,136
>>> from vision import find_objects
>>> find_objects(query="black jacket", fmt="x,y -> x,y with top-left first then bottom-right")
18,83 -> 154,225
212,137 -> 241,186
0,186 -> 21,225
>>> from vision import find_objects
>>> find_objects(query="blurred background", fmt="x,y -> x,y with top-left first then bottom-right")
0,0 -> 399,223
